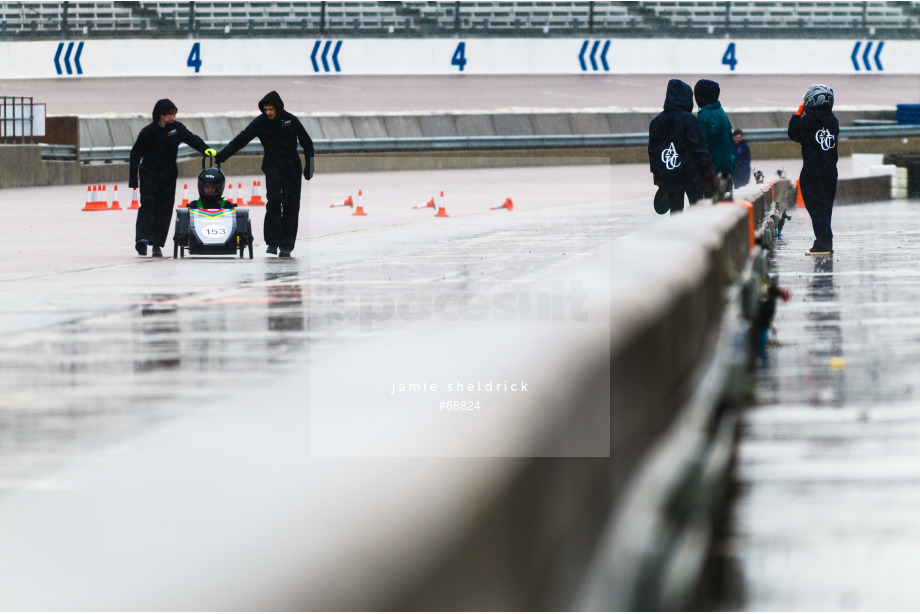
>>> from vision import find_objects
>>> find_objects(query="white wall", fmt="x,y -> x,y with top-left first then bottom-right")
1,38 -> 916,78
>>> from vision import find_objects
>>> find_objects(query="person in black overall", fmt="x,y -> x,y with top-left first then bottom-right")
217,91 -> 314,258
788,84 -> 839,256
648,79 -> 716,214
129,99 -> 213,257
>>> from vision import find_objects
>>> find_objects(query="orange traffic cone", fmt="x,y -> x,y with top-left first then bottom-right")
353,190 -> 367,216
110,185 -> 122,210
95,185 -> 107,209
236,183 -> 244,206
97,185 -> 108,209
129,187 -> 140,210
180,184 -> 189,208
330,195 -> 353,208
413,197 -> 435,210
490,197 -> 513,211
82,185 -> 106,211
434,190 -> 449,217
795,179 -> 805,208
248,180 -> 265,205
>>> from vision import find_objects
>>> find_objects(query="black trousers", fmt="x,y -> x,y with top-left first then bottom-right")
136,175 -> 177,248
800,173 -> 837,250
264,169 -> 302,251
667,183 -> 705,215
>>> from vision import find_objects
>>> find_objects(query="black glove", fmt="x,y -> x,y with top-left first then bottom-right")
304,156 -> 314,181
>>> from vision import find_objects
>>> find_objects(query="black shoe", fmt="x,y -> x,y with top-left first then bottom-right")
279,249 -> 292,258
151,246 -> 163,258
806,244 -> 833,256
266,244 -> 278,255
135,240 -> 148,256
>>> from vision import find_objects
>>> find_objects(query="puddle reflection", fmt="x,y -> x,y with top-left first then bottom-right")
134,295 -> 181,373
265,272 -> 307,359
805,258 -> 845,406
266,273 -> 305,333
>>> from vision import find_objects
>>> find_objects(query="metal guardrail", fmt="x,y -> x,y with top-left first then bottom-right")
39,124 -> 920,163
40,143 -> 77,161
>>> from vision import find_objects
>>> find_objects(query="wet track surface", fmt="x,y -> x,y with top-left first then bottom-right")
0,164 -> 640,608
0,164 -> 642,490
720,199 -> 920,610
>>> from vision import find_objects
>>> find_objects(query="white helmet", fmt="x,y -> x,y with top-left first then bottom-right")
804,84 -> 834,111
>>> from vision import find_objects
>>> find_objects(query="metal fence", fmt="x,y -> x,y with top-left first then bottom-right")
0,96 -> 35,144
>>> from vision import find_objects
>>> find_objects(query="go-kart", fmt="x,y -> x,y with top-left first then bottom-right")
173,157 -> 254,259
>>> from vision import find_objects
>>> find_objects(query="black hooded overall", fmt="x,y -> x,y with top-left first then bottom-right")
789,105 -> 839,253
648,80 -> 715,214
129,98 -> 209,254
218,91 -> 314,256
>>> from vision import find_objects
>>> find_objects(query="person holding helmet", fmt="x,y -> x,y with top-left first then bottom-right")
129,98 -> 215,257
789,84 -> 839,256
188,165 -> 234,209
217,91 -> 314,258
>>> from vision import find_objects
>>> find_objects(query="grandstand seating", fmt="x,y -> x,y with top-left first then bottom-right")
0,1 -> 918,39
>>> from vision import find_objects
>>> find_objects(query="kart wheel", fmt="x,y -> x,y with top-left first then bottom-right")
173,241 -> 178,259
180,246 -> 185,258
248,221 -> 254,259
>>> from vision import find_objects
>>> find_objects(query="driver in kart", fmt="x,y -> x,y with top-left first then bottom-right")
187,165 -> 235,209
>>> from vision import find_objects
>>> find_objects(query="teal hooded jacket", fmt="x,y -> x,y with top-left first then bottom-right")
696,101 -> 734,175
694,79 -> 734,176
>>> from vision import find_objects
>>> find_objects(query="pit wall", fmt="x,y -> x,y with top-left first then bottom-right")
373,183 -> 788,611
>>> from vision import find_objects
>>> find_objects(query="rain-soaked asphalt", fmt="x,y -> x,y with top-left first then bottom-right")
0,163 -> 635,488
720,198 -> 920,610
0,162 -> 641,608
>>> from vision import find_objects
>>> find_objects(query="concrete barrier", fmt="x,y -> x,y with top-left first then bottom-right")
836,174 -> 893,205
70,109 -> 897,150
9,107 -> 920,189
0,145 -> 80,187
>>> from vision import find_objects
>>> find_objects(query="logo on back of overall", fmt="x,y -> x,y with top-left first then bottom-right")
168,128 -> 177,136
662,142 -> 681,170
815,128 -> 836,151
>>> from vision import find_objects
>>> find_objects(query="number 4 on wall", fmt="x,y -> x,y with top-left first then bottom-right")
451,42 -> 467,72
188,42 -> 202,73
722,42 -> 737,71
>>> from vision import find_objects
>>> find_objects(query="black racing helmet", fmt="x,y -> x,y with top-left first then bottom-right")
197,166 -> 226,206
804,84 -> 834,112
